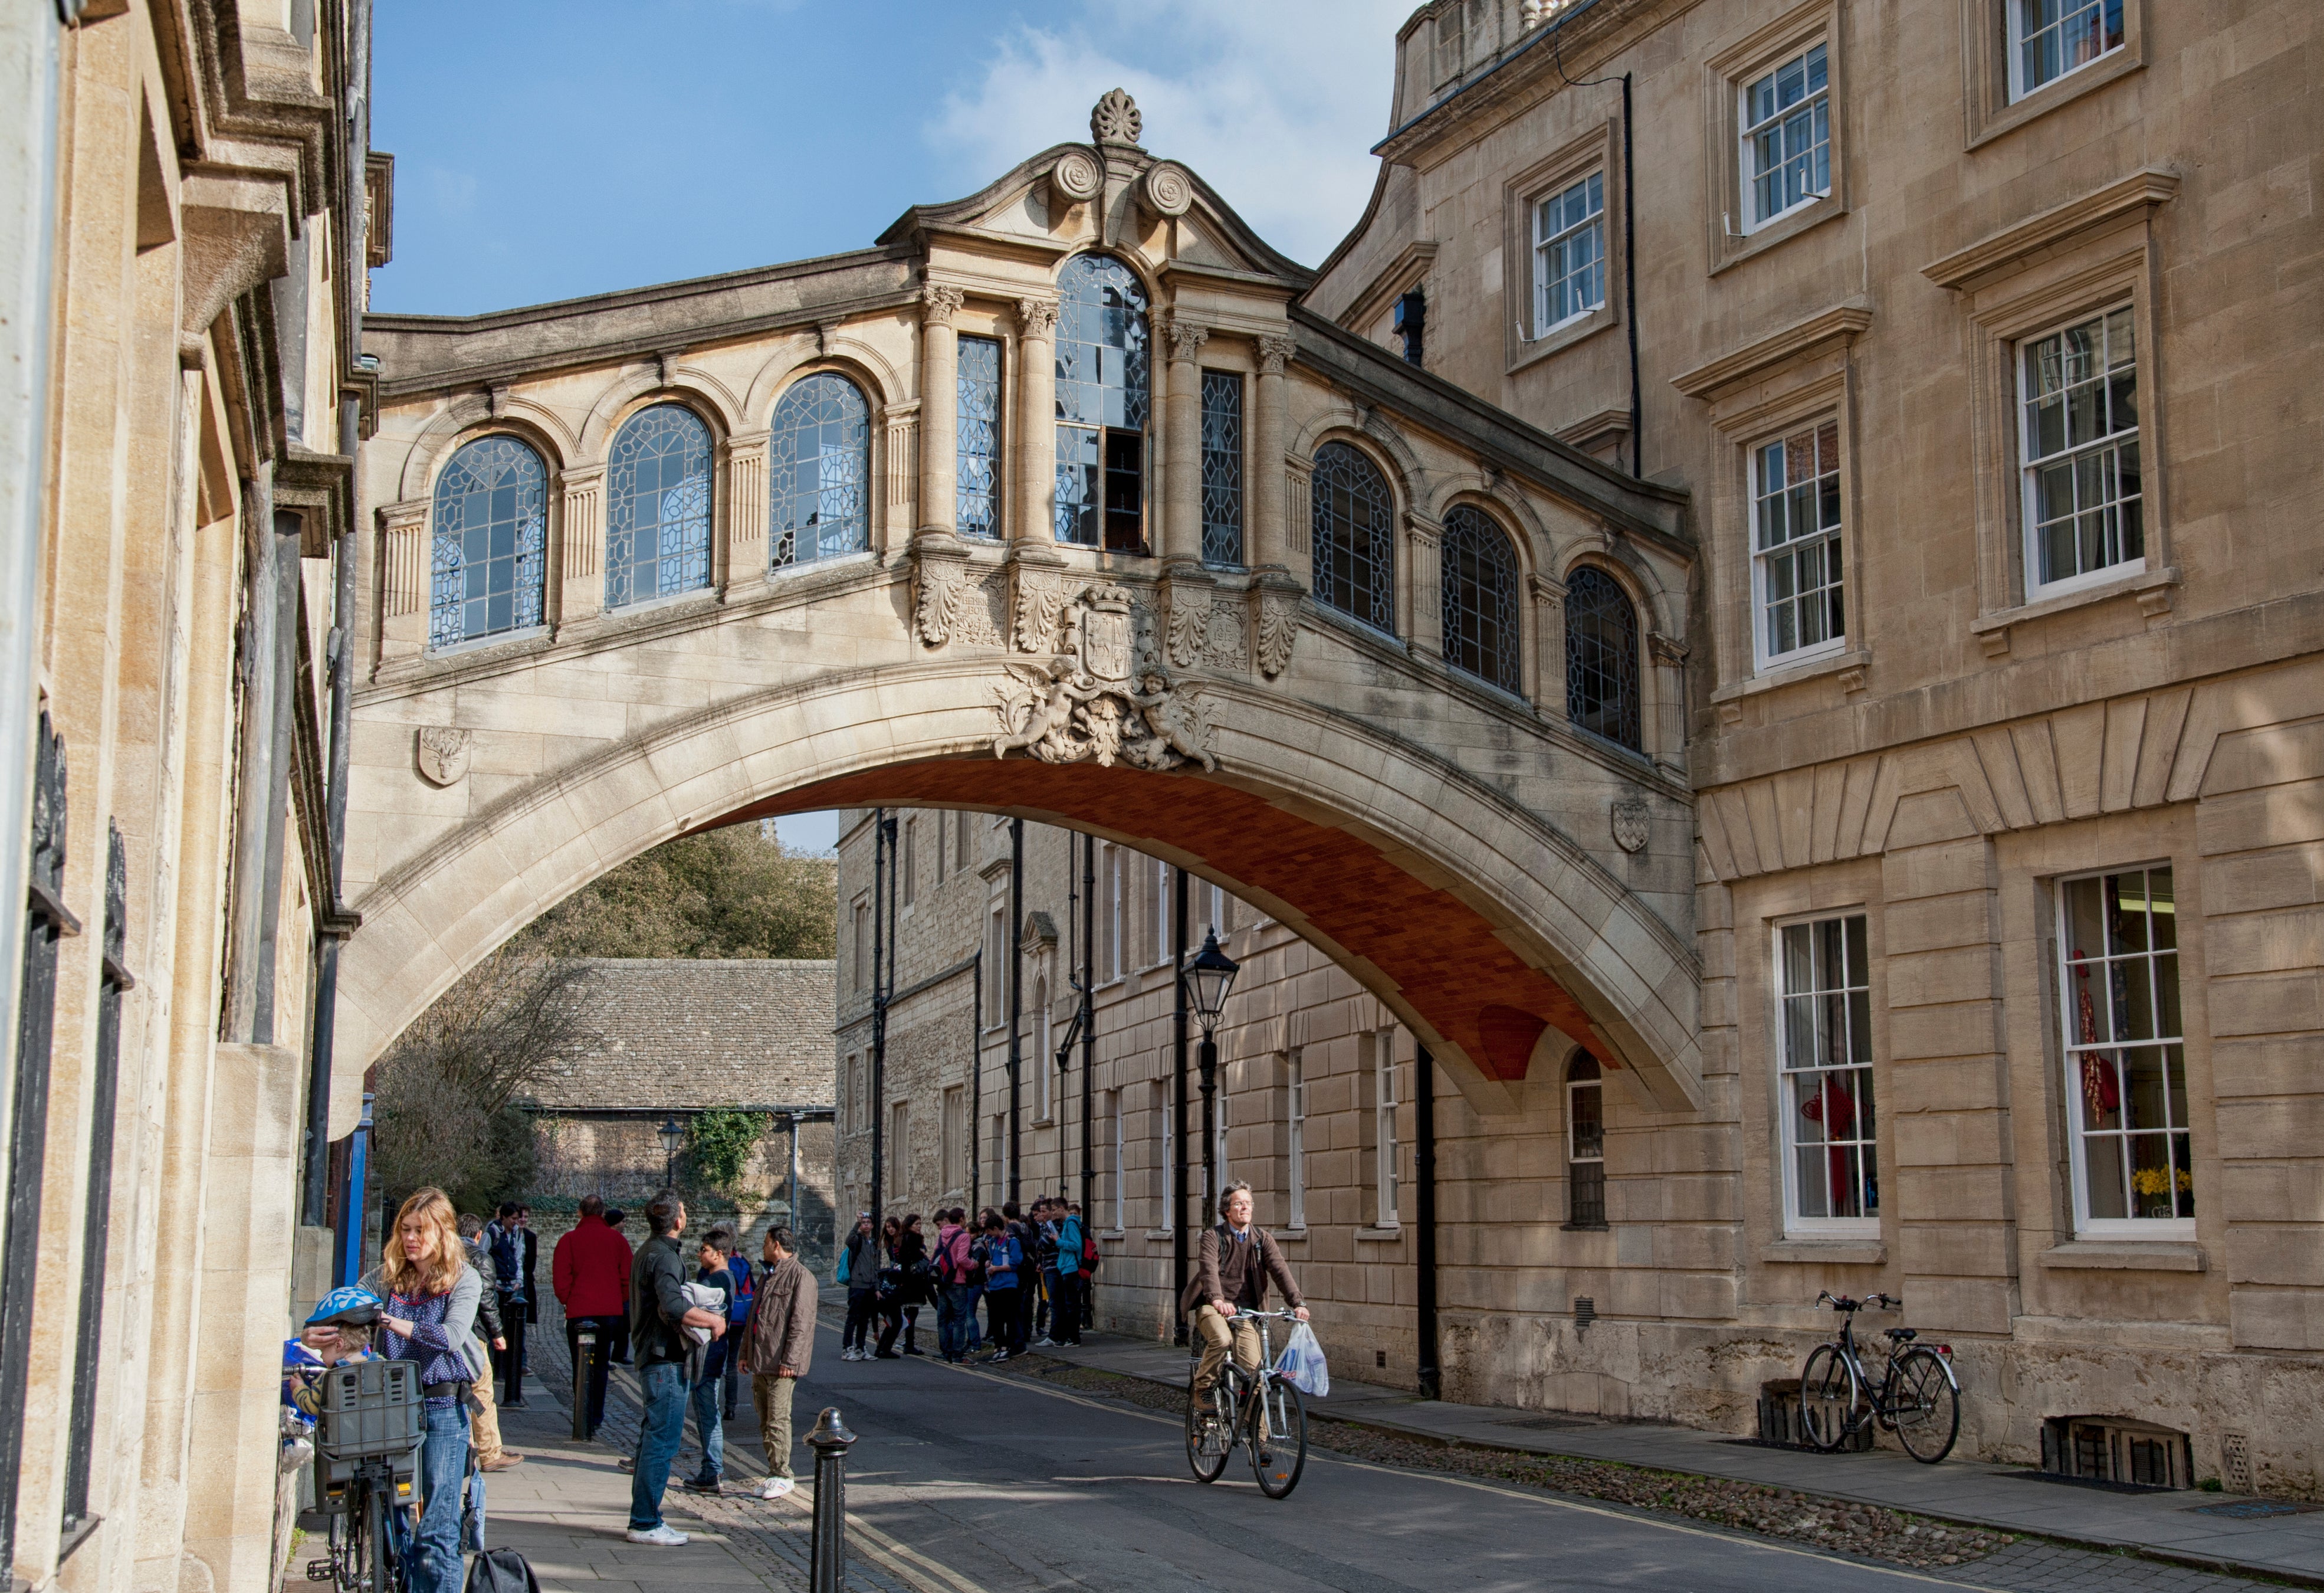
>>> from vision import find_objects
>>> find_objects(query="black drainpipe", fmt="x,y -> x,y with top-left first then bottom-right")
1171,866 -> 1189,1343
1415,1041 -> 1440,1401
1007,818 -> 1023,1203
1622,71 -> 1641,478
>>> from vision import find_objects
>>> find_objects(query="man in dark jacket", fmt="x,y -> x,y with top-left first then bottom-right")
738,1225 -> 818,1499
483,1202 -> 528,1405
838,1214 -> 877,1361
625,1191 -> 727,1547
1181,1182 -> 1307,1401
552,1195 -> 632,1436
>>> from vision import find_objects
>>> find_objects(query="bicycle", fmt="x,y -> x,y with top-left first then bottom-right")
1799,1292 -> 1960,1464
1184,1309 -> 1310,1499
305,1361 -> 424,1593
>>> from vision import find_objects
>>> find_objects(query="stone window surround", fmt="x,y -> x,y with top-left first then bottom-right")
1701,0 -> 1850,276
1729,861 -> 1896,1260
1675,301 -> 1872,711
1923,170 -> 2178,660
1958,0 -> 2148,149
1502,117 -> 1623,375
1771,907 -> 1880,1238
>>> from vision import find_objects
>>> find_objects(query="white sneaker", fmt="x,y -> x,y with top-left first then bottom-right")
756,1477 -> 796,1500
625,1525 -> 688,1546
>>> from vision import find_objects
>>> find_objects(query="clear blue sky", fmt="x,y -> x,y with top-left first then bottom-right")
370,2 -> 1411,854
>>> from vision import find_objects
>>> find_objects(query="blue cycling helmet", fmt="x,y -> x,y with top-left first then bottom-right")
306,1286 -> 382,1327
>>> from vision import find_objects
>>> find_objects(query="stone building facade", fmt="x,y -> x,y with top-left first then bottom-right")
0,2 -> 382,1589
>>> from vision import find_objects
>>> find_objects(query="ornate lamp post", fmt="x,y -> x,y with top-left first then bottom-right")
657,1115 -> 686,1189
1180,930 -> 1239,1221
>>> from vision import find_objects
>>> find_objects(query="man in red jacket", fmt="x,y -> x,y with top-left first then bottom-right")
554,1195 -> 633,1437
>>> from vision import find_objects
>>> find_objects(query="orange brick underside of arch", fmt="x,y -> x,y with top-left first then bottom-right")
723,758 -> 1597,1084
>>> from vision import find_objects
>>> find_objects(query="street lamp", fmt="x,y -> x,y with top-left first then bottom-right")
657,1115 -> 686,1188
1180,930 -> 1239,1220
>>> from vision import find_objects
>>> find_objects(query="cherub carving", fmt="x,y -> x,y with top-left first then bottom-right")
1126,671 -> 1218,772
992,657 -> 1086,759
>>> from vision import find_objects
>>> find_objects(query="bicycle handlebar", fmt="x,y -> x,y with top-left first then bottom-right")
1232,1308 -> 1304,1320
1814,1291 -> 1903,1311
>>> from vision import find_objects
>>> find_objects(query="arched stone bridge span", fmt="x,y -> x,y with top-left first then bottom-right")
345,94 -> 1702,1125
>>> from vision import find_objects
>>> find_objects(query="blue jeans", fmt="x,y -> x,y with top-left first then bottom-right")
413,1402 -> 471,1593
937,1284 -> 977,1359
629,1361 -> 687,1530
688,1362 -> 724,1481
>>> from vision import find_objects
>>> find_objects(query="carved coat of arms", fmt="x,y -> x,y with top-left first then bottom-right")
1611,795 -> 1650,854
416,726 -> 471,788
992,585 -> 1217,772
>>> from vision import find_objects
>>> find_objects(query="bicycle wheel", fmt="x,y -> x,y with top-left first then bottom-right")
1798,1345 -> 1862,1453
1249,1376 -> 1308,1499
362,1484 -> 389,1593
1184,1374 -> 1232,1483
1889,1348 -> 1961,1464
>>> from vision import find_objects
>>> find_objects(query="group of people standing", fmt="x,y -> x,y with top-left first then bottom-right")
837,1197 -> 1097,1365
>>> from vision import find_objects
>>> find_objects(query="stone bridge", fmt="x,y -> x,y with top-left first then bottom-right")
345,95 -> 1702,1125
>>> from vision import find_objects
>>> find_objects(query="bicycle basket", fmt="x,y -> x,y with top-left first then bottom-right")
315,1358 -> 424,1464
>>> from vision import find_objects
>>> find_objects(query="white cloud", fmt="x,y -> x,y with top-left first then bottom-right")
925,1 -> 1413,268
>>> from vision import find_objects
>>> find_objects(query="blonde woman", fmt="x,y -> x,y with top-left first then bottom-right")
362,1188 -> 487,1593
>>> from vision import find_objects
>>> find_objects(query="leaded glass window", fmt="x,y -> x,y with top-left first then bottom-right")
769,373 -> 869,569
1311,441 -> 1395,634
2056,867 -> 2190,1233
606,404 -> 713,608
1742,43 -> 1830,230
2020,306 -> 2142,594
1054,253 -> 1150,551
957,334 -> 1002,540
1566,1051 -> 1606,1229
1565,566 -> 1640,751
429,435 -> 547,650
1440,506 -> 1521,694
1778,914 -> 1877,1232
1200,369 -> 1243,568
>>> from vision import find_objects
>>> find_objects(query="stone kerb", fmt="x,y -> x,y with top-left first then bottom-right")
339,661 -> 1702,1114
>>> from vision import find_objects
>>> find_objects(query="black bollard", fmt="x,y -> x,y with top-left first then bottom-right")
806,1407 -> 856,1593
571,1325 -> 595,1441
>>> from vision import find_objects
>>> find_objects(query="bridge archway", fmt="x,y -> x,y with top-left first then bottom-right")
339,664 -> 1702,1118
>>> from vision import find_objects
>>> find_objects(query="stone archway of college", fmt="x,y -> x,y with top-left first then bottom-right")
338,663 -> 1703,1119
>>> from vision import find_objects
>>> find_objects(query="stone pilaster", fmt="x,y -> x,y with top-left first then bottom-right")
1014,296 -> 1059,544
1648,630 -> 1689,774
557,464 -> 606,628
1252,333 -> 1295,572
1529,572 -> 1568,719
376,498 -> 429,663
1405,510 -> 1444,657
917,283 -> 964,539
1162,316 -> 1208,565
720,430 -> 770,591
881,402 -> 920,552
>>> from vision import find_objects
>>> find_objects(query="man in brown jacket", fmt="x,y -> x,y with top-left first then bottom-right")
737,1225 -> 818,1499
1180,1183 -> 1307,1401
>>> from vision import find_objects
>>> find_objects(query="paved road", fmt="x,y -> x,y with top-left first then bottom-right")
805,1343 -> 2011,1593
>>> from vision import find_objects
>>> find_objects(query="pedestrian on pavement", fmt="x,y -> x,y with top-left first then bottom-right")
737,1224 -> 817,1499
552,1194 -> 632,1437
872,1216 -> 905,1359
482,1202 -> 528,1407
363,1188 -> 487,1593
1003,1201 -> 1038,1351
977,1213 -> 1022,1362
876,1214 -> 927,1358
625,1189 -> 727,1547
681,1227 -> 737,1495
1032,1199 -> 1063,1348
933,1209 -> 979,1363
1184,1182 -> 1308,1407
719,1230 -> 752,1422
457,1214 -> 524,1472
1051,1203 -> 1085,1346
839,1214 -> 878,1361
602,1208 -> 632,1363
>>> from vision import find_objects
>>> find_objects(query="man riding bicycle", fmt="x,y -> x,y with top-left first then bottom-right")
1181,1182 -> 1307,1401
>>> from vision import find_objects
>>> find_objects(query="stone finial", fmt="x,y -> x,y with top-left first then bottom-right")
1091,88 -> 1143,148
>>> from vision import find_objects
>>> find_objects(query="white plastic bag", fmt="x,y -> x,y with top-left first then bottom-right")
1275,1322 -> 1330,1398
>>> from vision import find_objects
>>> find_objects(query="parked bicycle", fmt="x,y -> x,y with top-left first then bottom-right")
307,1360 -> 424,1593
1799,1292 -> 1960,1463
1184,1308 -> 1310,1498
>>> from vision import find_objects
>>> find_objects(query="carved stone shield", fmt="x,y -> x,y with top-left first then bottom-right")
1611,796 -> 1650,854
1078,588 -> 1135,683
417,726 -> 471,788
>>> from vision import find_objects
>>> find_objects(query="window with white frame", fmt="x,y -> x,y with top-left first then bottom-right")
983,900 -> 1005,1014
1371,1028 -> 1400,1228
1214,1089 -> 1231,1204
1148,856 -> 1171,966
2056,866 -> 2189,1233
1286,1050 -> 1307,1230
1194,878 -> 1232,943
1160,1084 -> 1174,1233
941,1084 -> 964,1194
1035,971 -> 1052,1119
901,815 -> 917,907
1532,172 -> 1606,335
852,898 -> 869,991
2020,306 -> 2142,596
1099,844 -> 1124,982
1777,913 -> 1878,1233
1752,418 -> 1846,667
1108,1089 -> 1124,1232
1741,43 -> 1830,231
957,809 -> 973,870
2009,0 -> 2124,100
933,813 -> 947,882
1566,1050 -> 1606,1228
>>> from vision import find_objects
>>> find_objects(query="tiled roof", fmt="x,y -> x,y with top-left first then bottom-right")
523,959 -> 835,1112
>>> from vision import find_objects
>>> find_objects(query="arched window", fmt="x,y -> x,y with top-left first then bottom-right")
429,435 -> 547,650
606,403 -> 712,607
769,374 -> 870,569
1566,1051 -> 1606,1228
1311,441 -> 1396,633
1054,253 -> 1150,552
1565,565 -> 1641,750
1441,506 -> 1522,693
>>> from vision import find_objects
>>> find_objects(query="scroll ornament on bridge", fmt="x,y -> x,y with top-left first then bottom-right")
416,726 -> 471,787
992,584 -> 1217,772
912,536 -> 971,647
1255,588 -> 1299,679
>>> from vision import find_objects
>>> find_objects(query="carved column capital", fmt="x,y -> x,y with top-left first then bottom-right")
1402,509 -> 1443,550
1016,296 -> 1061,340
1164,317 -> 1209,364
1255,333 -> 1296,376
921,281 -> 966,326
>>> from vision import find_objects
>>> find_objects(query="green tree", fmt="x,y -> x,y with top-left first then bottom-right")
513,824 -> 837,961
